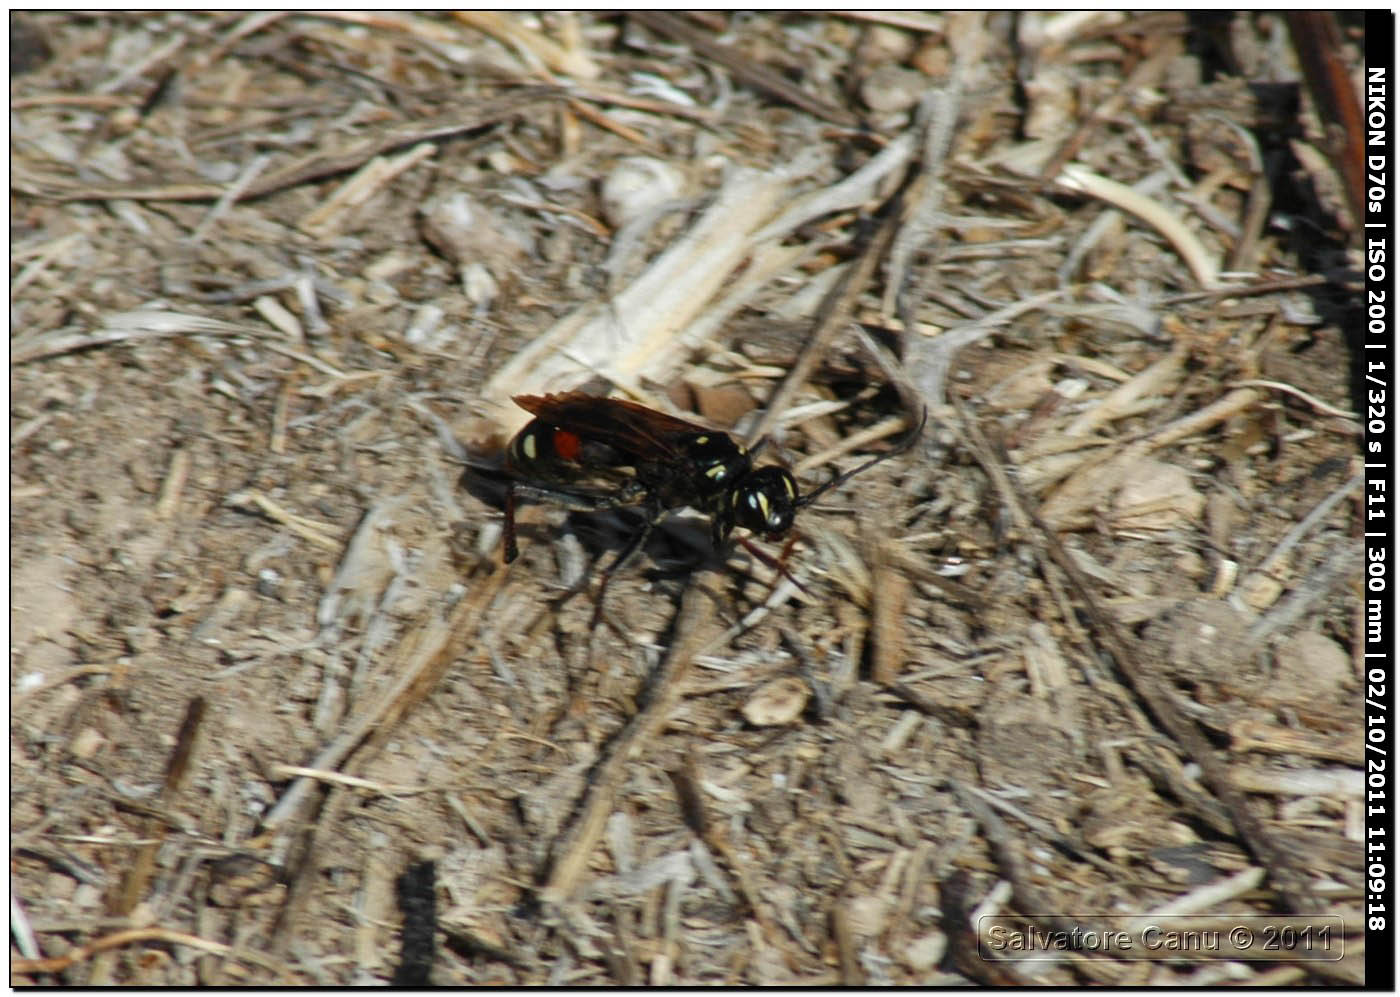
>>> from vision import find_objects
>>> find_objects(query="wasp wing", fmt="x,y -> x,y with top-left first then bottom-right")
512,392 -> 712,461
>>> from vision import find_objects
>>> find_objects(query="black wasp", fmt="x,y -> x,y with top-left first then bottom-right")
501,391 -> 923,615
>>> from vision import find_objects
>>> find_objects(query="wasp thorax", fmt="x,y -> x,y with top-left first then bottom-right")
687,433 -> 751,497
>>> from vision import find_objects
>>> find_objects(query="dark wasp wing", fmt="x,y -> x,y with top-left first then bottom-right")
512,392 -> 714,462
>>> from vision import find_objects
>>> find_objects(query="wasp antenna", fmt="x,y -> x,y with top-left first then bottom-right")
794,406 -> 926,509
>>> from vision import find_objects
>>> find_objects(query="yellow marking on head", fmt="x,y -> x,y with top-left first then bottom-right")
695,434 -> 709,445
521,432 -> 537,461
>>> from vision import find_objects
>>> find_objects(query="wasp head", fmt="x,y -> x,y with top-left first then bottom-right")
729,466 -> 799,537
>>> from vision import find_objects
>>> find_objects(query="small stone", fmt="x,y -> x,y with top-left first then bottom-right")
256,567 -> 283,598
742,676 -> 810,727
860,65 -> 927,113
1238,571 -> 1283,611
903,931 -> 947,972
1111,460 -> 1204,531
1275,631 -> 1351,695
70,727 -> 105,760
599,157 -> 685,229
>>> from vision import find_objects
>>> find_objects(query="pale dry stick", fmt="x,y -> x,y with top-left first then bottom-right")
1120,866 -> 1264,940
298,142 -> 437,239
1055,164 -> 1221,289
315,9 -> 461,44
1062,341 -> 1188,438
453,10 -> 600,80
268,375 -> 295,455
847,322 -> 925,420
189,10 -> 291,73
884,87 -> 961,321
565,97 -> 660,153
187,152 -> 273,244
667,759 -> 777,943
12,892 -> 40,961
155,446 -> 191,520
906,289 -> 1064,411
10,304 -> 345,376
1191,112 -> 1272,274
11,231 -> 84,296
300,369 -> 390,400
1047,352 -> 1133,383
198,273 -> 327,307
1229,717 -> 1360,763
751,132 -> 916,244
1058,171 -> 1170,286
1229,379 -> 1360,421
1161,274 -> 1327,306
11,93 -> 137,109
269,764 -> 430,797
1231,166 -> 1274,274
499,190 -> 612,238
482,154 -> 824,426
1251,967 -> 1310,986
566,81 -> 717,125
446,795 -> 493,848
96,31 -> 185,94
1136,386 -> 1263,450
260,340 -> 348,378
293,259 -> 329,336
1040,387 -> 1262,529
828,10 -> 944,32
679,241 -> 812,357
1121,744 -> 1232,837
830,901 -> 864,986
225,490 -> 343,551
1030,9 -> 1126,45
13,309 -> 258,365
793,415 -> 910,475
960,782 -> 1124,880
253,295 -> 303,342
1228,766 -> 1361,798
868,538 -> 910,687
1254,471 -> 1362,579
13,928 -> 239,975
948,780 -> 1081,941
713,577 -> 806,649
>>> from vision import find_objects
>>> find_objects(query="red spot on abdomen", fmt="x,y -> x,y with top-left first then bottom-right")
552,428 -> 582,461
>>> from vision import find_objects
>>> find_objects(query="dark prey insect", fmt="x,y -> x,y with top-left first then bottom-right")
501,391 -> 923,618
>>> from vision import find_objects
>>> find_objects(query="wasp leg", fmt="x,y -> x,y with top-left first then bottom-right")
736,533 -> 811,598
589,506 -> 662,630
502,481 -> 647,563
